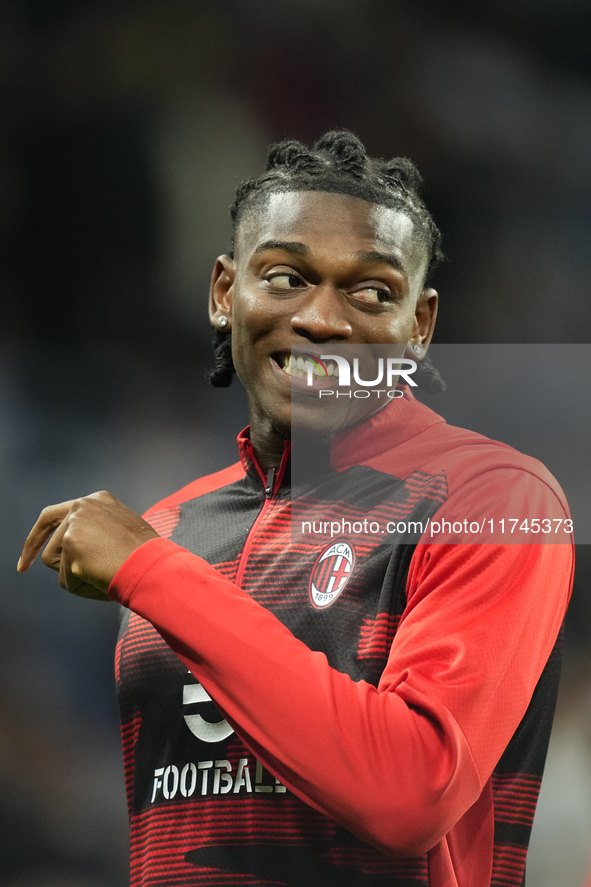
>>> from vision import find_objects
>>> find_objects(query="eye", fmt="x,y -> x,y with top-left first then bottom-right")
351,284 -> 394,304
267,272 -> 304,290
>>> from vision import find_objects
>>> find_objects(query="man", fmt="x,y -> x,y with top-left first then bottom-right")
19,131 -> 573,886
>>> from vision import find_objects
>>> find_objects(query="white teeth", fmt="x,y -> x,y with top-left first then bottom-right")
280,354 -> 341,380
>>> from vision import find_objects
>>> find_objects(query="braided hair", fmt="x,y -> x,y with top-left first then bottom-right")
210,130 -> 445,393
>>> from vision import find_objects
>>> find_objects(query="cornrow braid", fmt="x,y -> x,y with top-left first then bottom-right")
208,328 -> 235,388
211,129 -> 446,392
413,352 -> 446,394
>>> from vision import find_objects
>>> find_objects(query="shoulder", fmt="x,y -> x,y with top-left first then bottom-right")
361,395 -> 569,514
419,420 -> 568,510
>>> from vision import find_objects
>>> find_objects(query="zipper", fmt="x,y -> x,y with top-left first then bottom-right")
265,467 -> 276,499
234,445 -> 289,589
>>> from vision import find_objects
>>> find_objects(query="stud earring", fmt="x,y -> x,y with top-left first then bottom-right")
217,315 -> 229,329
412,343 -> 422,356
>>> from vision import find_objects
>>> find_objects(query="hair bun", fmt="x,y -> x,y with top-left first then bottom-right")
383,158 -> 423,194
314,129 -> 366,177
266,140 -> 309,171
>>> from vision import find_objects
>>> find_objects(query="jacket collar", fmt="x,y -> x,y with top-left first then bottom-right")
330,389 -> 445,471
237,390 -> 444,478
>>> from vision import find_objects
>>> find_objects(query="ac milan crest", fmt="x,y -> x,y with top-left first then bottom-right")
309,541 -> 355,609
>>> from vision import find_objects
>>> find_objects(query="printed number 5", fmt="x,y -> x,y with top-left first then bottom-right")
183,683 -> 235,743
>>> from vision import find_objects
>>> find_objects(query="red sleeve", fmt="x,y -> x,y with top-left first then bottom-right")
405,468 -> 574,779
108,466 -> 573,858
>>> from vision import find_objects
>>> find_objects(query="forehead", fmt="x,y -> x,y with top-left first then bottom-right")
236,191 -> 426,279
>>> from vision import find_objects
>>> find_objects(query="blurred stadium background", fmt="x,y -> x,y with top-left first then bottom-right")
1,1 -> 590,884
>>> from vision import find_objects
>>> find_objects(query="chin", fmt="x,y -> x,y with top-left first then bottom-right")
287,404 -> 339,443
289,390 -> 383,441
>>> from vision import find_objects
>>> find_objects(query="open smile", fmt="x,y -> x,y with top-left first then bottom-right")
271,351 -> 341,384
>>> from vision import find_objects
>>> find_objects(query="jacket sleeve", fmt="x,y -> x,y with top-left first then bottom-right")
108,470 -> 573,858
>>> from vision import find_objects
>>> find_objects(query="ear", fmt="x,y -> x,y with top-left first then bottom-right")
209,255 -> 236,328
410,287 -> 438,356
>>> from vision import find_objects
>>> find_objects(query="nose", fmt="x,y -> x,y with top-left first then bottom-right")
290,284 -> 353,342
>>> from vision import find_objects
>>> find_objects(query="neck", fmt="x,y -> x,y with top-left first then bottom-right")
249,425 -> 288,473
250,423 -> 334,483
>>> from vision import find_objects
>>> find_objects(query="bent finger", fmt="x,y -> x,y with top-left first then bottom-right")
18,501 -> 76,572
41,517 -> 69,573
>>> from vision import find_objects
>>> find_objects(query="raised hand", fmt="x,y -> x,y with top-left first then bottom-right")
18,491 -> 160,601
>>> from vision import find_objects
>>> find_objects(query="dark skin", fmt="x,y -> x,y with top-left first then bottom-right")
18,191 -> 438,601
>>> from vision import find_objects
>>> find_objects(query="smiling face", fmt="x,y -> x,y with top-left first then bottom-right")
209,190 -> 438,465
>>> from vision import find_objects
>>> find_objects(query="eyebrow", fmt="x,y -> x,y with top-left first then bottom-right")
253,240 -> 311,257
355,250 -> 406,275
252,241 -> 407,277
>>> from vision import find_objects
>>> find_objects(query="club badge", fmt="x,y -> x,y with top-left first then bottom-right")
309,541 -> 355,609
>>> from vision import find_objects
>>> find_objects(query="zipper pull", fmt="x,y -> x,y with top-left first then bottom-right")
265,467 -> 276,499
